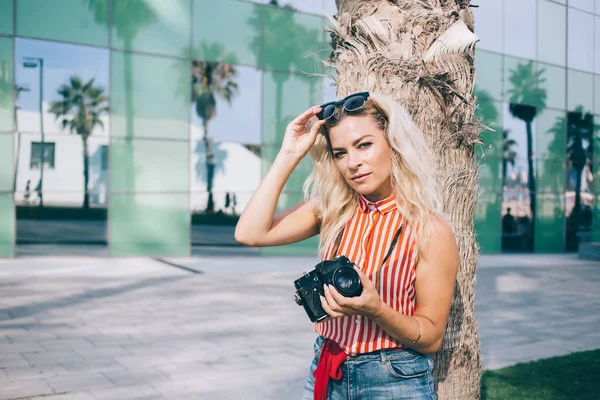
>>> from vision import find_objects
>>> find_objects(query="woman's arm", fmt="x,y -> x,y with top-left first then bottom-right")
321,216 -> 459,354
235,106 -> 325,247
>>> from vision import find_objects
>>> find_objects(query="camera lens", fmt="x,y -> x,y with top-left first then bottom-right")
332,267 -> 362,297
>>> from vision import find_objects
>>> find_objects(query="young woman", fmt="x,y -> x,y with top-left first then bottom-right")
235,92 -> 459,399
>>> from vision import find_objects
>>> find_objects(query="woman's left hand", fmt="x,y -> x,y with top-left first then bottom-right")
320,266 -> 384,319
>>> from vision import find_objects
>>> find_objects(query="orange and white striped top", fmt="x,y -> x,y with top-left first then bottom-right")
315,193 -> 418,355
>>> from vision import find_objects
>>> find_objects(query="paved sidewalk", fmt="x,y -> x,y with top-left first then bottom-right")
0,254 -> 598,399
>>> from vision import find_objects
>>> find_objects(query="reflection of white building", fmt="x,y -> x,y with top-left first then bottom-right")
14,107 -> 264,213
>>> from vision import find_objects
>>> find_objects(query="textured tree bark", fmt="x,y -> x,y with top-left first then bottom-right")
331,1 -> 481,398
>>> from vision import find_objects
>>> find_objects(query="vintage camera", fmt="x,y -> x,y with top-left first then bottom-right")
294,255 -> 363,322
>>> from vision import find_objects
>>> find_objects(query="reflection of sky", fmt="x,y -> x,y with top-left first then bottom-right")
15,38 -> 109,112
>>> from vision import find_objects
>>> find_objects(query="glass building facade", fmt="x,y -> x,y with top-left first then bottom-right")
0,0 -> 599,257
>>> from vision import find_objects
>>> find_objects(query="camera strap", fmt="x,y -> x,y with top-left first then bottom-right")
332,223 -> 404,292
374,224 -> 403,292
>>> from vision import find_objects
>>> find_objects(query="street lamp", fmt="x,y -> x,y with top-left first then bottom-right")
22,57 -> 44,207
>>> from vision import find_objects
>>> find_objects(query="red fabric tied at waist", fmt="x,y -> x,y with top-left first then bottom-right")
313,339 -> 348,400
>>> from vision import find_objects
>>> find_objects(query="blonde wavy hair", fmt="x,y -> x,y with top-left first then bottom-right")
303,92 -> 443,258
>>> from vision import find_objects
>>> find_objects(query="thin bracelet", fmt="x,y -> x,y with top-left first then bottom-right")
411,317 -> 422,345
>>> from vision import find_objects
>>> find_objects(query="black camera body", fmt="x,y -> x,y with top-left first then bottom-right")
294,255 -> 363,322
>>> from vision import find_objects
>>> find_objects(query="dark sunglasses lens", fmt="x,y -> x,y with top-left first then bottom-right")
344,95 -> 366,111
318,104 -> 337,120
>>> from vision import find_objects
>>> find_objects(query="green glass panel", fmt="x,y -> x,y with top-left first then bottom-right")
0,36 -> 13,132
504,57 -> 543,108
537,0 -> 566,67
595,75 -> 600,115
262,6 -> 327,74
260,191 -> 319,256
0,0 -> 13,35
110,138 -> 188,193
475,100 -> 503,159
593,193 -> 600,241
474,49 -> 502,102
568,69 -> 594,113
0,193 -> 14,257
261,146 -> 313,192
537,159 -> 565,193
537,109 -> 566,162
0,133 -> 12,191
538,63 -> 566,111
111,51 -> 189,140
111,0 -> 191,58
477,156 -> 502,196
474,193 -> 502,254
109,193 -> 189,256
262,70 -> 320,146
534,193 -> 564,252
16,0 -> 109,46
193,0 -> 260,67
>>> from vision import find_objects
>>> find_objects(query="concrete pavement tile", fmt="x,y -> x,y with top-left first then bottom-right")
44,372 -> 116,393
0,354 -> 30,367
3,364 -> 70,381
5,331 -> 59,343
23,349 -> 84,365
61,358 -> 127,374
156,362 -> 213,380
41,338 -> 96,351
0,341 -> 44,354
0,378 -> 54,400
84,334 -> 142,347
0,335 -> 10,344
114,354 -> 172,369
123,343 -> 179,356
74,345 -> 133,358
26,393 -> 96,400
150,377 -> 218,397
88,384 -> 163,400
101,367 -> 170,387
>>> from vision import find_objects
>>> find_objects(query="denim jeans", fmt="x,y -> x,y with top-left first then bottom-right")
301,336 -> 436,400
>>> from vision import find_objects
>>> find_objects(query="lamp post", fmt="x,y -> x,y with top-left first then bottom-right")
22,57 -> 44,207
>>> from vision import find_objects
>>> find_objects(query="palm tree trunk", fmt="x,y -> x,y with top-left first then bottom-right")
203,119 -> 215,213
526,121 -> 535,249
82,135 -> 90,209
502,158 -> 508,188
334,1 -> 480,398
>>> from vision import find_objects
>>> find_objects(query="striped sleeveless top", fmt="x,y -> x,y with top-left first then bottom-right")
314,194 -> 418,356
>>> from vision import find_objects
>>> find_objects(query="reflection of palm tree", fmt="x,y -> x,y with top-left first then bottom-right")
502,129 -> 517,188
191,47 -> 238,213
507,61 -> 547,225
87,0 -> 156,193
48,76 -> 109,208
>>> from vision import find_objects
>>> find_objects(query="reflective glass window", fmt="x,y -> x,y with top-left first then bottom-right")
262,71 -> 322,145
262,6 -> 327,74
475,193 -> 502,253
17,0 -> 109,47
537,62 -> 566,110
0,0 -> 13,35
111,51 -> 189,140
570,0 -> 594,12
111,0 -> 191,58
474,49 -> 502,102
0,133 -> 12,191
0,193 -> 14,257
0,36 -> 13,132
535,192 -> 565,252
504,0 -> 536,60
536,109 -> 566,163
504,58 -> 545,108
190,64 -> 261,144
595,16 -> 600,74
471,0 -> 503,53
110,193 -> 189,256
538,0 -> 566,67
193,0 -> 261,67
568,8 -> 594,72
110,138 -> 188,193
568,69 -> 594,113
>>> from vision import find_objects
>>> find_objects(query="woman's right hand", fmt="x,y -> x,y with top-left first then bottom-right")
280,106 -> 326,160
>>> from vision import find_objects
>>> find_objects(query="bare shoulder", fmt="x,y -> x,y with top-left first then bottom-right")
422,215 -> 459,265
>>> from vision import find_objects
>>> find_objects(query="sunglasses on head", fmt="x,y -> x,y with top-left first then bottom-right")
316,91 -> 370,120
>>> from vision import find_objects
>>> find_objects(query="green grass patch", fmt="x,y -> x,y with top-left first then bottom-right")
481,349 -> 600,400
